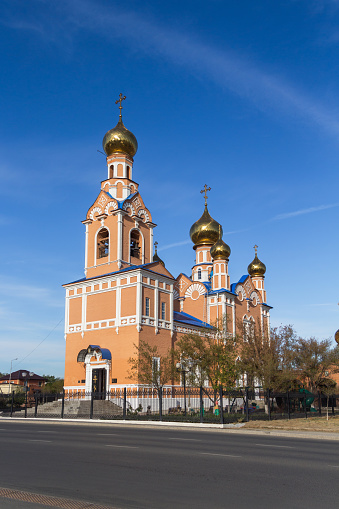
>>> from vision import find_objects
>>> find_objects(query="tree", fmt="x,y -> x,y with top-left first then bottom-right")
317,378 -> 337,421
239,324 -> 299,391
174,328 -> 240,393
128,340 -> 174,392
41,375 -> 64,394
294,338 -> 339,392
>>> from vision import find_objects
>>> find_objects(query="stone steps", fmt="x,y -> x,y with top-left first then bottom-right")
26,399 -> 123,417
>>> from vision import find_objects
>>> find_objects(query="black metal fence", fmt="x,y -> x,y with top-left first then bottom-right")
0,387 -> 338,424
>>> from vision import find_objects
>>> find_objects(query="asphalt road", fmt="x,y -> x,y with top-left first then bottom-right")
0,420 -> 338,509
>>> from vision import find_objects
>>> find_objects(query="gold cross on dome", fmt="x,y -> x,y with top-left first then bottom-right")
115,93 -> 126,119
254,244 -> 258,256
200,184 -> 211,206
154,241 -> 158,253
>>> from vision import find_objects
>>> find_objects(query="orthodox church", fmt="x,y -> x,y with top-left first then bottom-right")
63,96 -> 272,393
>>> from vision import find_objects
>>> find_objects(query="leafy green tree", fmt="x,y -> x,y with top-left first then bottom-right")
41,375 -> 64,394
128,340 -> 174,392
175,328 -> 240,393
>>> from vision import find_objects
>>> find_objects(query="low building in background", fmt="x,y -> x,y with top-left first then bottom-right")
0,370 -> 46,395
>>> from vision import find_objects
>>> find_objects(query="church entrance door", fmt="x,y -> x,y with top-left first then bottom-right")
92,369 -> 106,400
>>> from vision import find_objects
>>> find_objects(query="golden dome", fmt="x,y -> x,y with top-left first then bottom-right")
190,205 -> 222,248
211,234 -> 231,260
335,329 -> 339,345
248,246 -> 266,277
102,118 -> 138,158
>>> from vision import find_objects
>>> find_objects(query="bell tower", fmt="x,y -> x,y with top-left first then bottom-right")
83,95 -> 156,279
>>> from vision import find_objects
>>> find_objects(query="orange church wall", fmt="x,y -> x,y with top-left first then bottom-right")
158,292 -> 170,320
121,287 -> 136,317
142,287 -> 154,317
69,297 -> 82,325
182,295 -> 206,323
86,291 -> 116,322
64,333 -> 87,386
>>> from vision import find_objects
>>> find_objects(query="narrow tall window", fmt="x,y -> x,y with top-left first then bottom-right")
145,297 -> 150,317
97,228 -> 109,259
130,230 -> 141,260
161,302 -> 166,320
198,268 -> 202,280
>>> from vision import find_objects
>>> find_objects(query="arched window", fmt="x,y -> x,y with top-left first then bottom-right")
97,228 -> 109,259
197,268 -> 202,280
130,230 -> 141,260
109,165 -> 114,179
127,165 -> 131,179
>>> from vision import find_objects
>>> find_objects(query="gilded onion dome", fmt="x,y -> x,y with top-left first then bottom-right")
190,205 -> 222,248
102,94 -> 138,158
335,329 -> 339,345
102,118 -> 138,158
210,227 -> 231,260
248,245 -> 266,277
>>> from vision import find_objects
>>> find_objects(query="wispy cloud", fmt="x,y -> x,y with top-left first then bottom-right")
3,0 -> 339,138
158,240 -> 191,252
271,203 -> 339,221
0,279 -> 63,308
309,302 -> 338,307
158,228 -> 247,252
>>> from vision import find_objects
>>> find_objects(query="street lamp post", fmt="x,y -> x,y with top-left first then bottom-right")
9,358 -> 18,394
22,371 -> 34,418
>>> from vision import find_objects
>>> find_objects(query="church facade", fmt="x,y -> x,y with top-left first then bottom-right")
63,97 -> 272,393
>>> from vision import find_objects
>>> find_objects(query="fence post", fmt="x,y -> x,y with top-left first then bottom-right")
245,387 -> 249,422
123,387 -> 127,420
61,389 -> 65,419
332,395 -> 335,415
10,391 -> 14,417
200,386 -> 203,423
159,387 -> 163,422
34,394 -> 38,418
90,392 -> 94,419
304,393 -> 307,419
267,389 -> 271,421
318,392 -> 322,416
287,391 -> 290,420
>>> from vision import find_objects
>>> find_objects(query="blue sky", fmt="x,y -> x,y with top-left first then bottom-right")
0,0 -> 338,377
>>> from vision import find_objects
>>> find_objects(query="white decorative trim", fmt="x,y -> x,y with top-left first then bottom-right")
185,283 -> 206,300
90,206 -> 103,220
104,201 -> 118,214
250,291 -> 259,306
236,285 -> 246,301
122,201 -> 136,215
137,208 -> 150,222
173,290 -> 179,300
